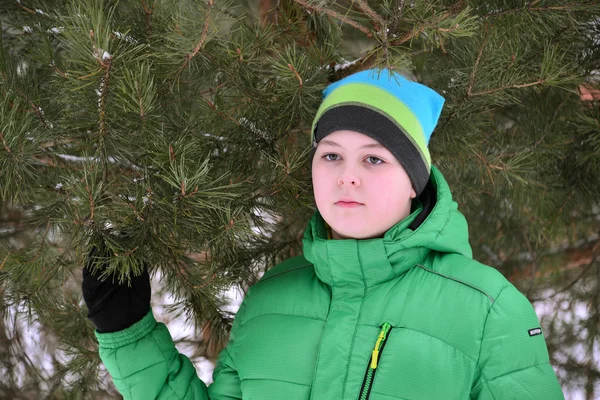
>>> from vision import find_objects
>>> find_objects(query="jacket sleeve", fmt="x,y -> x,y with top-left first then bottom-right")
207,300 -> 247,399
96,308 -> 243,399
470,285 -> 564,400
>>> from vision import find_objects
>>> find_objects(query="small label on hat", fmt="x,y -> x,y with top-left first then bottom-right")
528,328 -> 542,337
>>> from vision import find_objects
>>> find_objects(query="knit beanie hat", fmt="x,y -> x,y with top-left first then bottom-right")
311,69 -> 445,195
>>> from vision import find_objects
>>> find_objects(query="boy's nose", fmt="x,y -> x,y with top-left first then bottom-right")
337,173 -> 361,187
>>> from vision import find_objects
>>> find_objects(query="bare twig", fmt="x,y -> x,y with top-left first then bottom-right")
53,65 -> 68,78
390,9 -> 452,46
136,80 -> 145,119
17,222 -> 51,264
485,2 -> 584,18
470,79 -> 547,97
292,0 -> 373,38
509,237 -> 600,286
398,0 -> 406,16
114,246 -> 139,257
0,252 -> 10,270
175,0 -> 214,77
85,185 -> 95,222
204,99 -> 241,126
0,131 -> 11,153
547,190 -> 575,232
287,63 -> 303,87
98,62 -> 112,141
437,24 -> 460,33
198,82 -> 226,96
472,149 -> 495,188
390,27 -> 424,46
0,71 -> 52,130
15,1 -> 36,14
192,273 -> 217,290
354,0 -> 386,31
331,4 -> 462,81
467,24 -> 491,96
140,0 -> 154,39
545,256 -> 598,299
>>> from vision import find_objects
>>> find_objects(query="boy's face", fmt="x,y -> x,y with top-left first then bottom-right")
312,130 -> 417,240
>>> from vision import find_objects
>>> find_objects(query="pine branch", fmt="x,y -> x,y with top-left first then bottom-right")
484,2 -> 589,19
93,44 -> 113,184
203,98 -> 241,126
510,237 -> 600,285
470,79 -> 548,97
0,131 -> 11,154
0,252 -> 9,271
292,0 -> 373,38
140,0 -> 154,40
354,0 -> 385,31
98,63 -> 112,141
15,0 -> 36,15
331,4 -> 464,81
287,63 -> 303,88
0,71 -> 52,130
541,258 -> 598,300
14,1 -> 54,22
388,3 -> 461,47
174,0 -> 214,77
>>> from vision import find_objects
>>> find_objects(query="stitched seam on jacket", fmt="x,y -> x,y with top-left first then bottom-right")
241,377 -> 312,387
371,390 -> 410,400
484,381 -> 499,400
431,210 -> 453,245
470,381 -> 498,400
395,326 -> 477,363
149,332 -> 184,400
308,245 -> 334,398
227,298 -> 247,372
239,313 -> 326,330
341,245 -> 367,398
114,352 -> 132,400
471,286 -> 508,399
116,360 -> 169,379
416,264 -> 496,303
259,264 -> 313,282
486,362 -> 551,383
217,347 -> 237,375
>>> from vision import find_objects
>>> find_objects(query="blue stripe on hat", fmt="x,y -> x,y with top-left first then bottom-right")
322,69 -> 445,145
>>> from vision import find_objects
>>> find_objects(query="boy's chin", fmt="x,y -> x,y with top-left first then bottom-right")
330,225 -> 386,240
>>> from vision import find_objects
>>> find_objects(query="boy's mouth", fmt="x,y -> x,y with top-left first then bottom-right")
335,200 -> 364,208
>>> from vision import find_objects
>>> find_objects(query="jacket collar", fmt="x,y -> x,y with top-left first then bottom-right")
302,166 -> 472,289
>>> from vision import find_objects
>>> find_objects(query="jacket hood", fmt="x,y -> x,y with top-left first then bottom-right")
302,166 -> 472,288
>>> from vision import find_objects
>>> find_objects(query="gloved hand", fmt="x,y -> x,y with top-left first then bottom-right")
82,242 -> 151,333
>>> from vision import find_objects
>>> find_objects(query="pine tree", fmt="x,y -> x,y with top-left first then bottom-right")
1,0 -> 599,397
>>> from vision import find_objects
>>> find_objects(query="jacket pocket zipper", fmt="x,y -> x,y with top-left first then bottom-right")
358,322 -> 392,400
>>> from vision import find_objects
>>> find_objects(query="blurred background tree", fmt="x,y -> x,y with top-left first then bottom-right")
0,0 -> 599,398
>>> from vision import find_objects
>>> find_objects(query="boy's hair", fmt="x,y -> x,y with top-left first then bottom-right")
311,69 -> 445,195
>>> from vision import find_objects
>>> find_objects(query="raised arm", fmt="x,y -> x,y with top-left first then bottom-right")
83,245 -> 243,399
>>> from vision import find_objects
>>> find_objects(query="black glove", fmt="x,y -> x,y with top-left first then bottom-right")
82,243 -> 151,333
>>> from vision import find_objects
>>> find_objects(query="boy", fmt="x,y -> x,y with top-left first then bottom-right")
83,69 -> 564,399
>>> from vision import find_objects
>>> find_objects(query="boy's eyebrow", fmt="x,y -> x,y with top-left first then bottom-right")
319,139 -> 385,149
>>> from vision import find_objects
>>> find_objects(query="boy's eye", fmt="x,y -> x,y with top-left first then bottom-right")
366,156 -> 384,165
323,153 -> 340,161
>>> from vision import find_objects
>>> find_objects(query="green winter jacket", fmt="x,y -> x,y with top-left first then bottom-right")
96,166 -> 563,399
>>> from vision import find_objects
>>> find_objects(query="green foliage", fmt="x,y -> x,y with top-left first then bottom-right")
1,0 -> 599,397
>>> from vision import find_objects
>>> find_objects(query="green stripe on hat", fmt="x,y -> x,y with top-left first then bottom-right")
311,83 -> 430,165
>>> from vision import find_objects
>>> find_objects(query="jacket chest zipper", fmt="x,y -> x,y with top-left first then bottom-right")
358,323 -> 392,400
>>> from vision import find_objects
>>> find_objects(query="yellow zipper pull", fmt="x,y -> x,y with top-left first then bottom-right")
371,348 -> 380,369
370,323 -> 391,369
